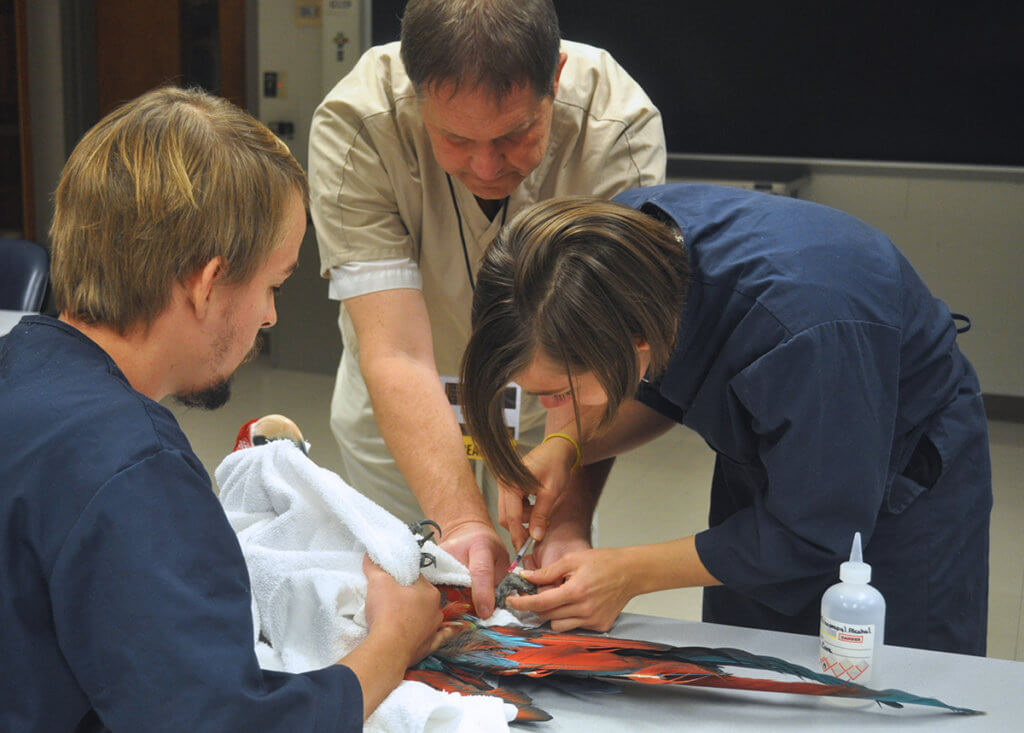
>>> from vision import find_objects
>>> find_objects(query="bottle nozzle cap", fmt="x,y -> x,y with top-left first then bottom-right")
839,531 -> 872,584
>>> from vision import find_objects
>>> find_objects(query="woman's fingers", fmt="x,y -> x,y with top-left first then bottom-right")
549,616 -> 588,632
508,548 -> 631,633
505,580 -> 575,615
498,483 -> 529,548
527,483 -> 559,542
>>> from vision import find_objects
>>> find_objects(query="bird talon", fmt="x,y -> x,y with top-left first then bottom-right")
409,519 -> 442,568
407,519 -> 441,547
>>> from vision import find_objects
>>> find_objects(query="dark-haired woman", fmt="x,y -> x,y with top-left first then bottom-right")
460,184 -> 990,655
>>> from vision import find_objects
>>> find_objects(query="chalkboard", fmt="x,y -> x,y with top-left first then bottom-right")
372,1 -> 1024,168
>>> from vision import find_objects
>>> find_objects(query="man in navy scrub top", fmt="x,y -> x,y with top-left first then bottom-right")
0,87 -> 444,731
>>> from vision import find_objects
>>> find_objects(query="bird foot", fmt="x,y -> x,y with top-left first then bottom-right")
408,519 -> 442,568
495,570 -> 538,609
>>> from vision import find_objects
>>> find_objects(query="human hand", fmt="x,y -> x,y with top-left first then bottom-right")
362,556 -> 443,667
439,520 -> 506,619
506,547 -> 635,632
528,528 -> 592,570
499,437 -> 578,548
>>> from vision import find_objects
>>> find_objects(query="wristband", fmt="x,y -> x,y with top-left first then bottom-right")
542,432 -> 582,470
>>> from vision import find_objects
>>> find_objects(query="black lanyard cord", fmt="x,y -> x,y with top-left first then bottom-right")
446,173 -> 508,291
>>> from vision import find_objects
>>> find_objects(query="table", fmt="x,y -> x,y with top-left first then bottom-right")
0,310 -> 33,337
506,614 -> 1022,731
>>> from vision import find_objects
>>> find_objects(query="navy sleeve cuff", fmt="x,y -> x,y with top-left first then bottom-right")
301,664 -> 363,732
635,380 -> 685,423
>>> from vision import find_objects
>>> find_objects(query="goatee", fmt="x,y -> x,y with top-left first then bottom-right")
172,334 -> 264,410
173,379 -> 232,410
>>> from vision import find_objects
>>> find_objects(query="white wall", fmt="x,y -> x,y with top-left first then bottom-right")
254,0 -> 364,171
254,1 -> 323,171
253,0 -> 367,373
800,167 -> 1024,397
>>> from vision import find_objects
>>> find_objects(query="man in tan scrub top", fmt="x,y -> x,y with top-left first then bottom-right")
309,0 -> 665,617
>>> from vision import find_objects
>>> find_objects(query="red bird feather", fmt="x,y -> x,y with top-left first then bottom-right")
406,585 -> 981,723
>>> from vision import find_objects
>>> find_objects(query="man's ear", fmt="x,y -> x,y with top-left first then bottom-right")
184,257 -> 226,320
551,51 -> 568,97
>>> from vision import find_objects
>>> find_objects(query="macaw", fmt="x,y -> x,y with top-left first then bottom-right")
406,583 -> 979,723
234,416 -> 981,723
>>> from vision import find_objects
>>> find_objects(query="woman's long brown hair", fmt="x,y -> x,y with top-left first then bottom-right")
459,196 -> 688,491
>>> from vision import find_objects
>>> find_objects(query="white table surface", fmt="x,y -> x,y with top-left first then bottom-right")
0,309 -> 33,337
506,614 -> 1021,731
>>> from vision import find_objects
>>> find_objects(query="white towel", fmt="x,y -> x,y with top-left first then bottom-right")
215,440 -> 520,732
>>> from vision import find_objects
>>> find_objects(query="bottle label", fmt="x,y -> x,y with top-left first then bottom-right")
819,615 -> 875,684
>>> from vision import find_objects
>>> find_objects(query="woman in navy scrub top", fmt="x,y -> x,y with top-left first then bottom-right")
460,185 -> 991,655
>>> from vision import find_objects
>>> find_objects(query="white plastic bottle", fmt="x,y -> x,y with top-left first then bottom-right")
819,532 -> 885,690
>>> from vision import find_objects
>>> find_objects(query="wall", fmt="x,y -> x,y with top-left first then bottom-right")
254,0 -> 366,374
253,0 -> 322,171
254,0 -> 365,171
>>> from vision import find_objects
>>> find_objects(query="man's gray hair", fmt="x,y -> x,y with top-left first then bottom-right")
400,0 -> 561,99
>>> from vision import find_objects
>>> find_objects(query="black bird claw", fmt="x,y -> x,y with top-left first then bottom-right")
408,519 -> 442,568
408,519 -> 441,544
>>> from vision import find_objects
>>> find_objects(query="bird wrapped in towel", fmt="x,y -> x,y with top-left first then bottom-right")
235,416 -> 982,723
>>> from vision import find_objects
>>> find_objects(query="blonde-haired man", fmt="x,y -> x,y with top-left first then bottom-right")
0,87 -> 442,730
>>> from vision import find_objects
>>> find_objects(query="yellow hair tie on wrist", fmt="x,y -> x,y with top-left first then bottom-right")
542,432 -> 582,470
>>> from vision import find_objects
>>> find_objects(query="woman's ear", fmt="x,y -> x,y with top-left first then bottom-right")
635,336 -> 653,381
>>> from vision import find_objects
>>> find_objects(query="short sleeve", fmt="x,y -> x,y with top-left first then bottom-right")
49,449 -> 363,731
328,258 -> 423,301
694,320 -> 901,614
556,43 -> 667,196
309,51 -> 419,277
636,379 -> 685,423
597,53 -> 666,190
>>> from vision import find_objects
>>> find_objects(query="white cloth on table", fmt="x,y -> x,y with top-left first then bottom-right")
215,439 -> 520,732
